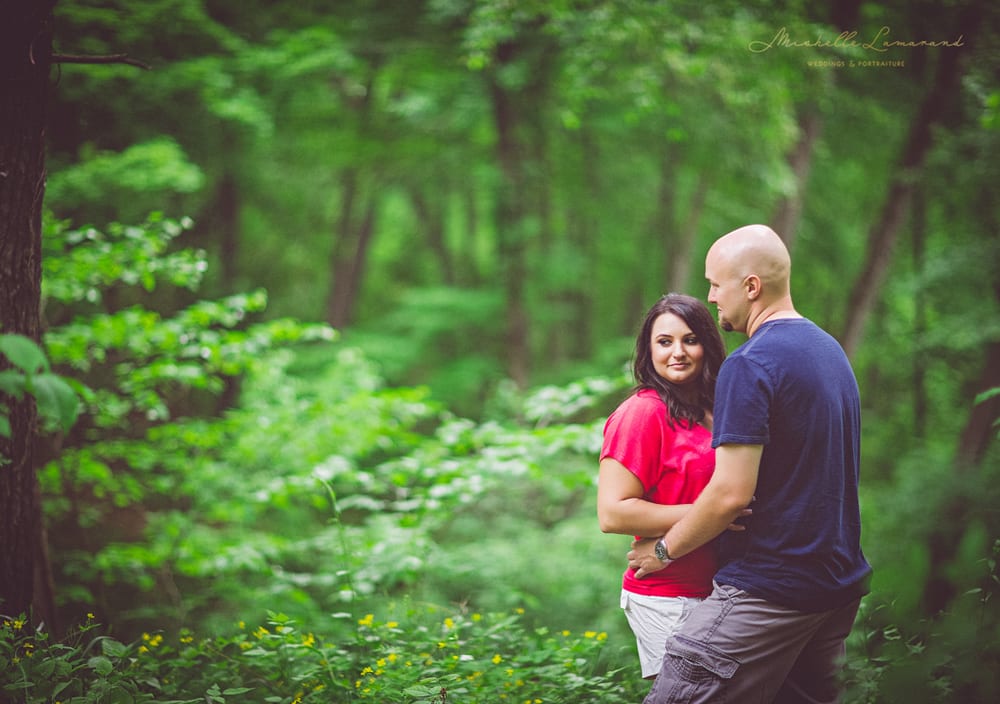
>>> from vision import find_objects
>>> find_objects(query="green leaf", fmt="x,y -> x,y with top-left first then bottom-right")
100,637 -> 129,658
0,370 -> 25,397
221,688 -> 253,695
974,387 -> 1000,405
27,373 -> 80,433
0,334 -> 49,374
404,684 -> 443,697
88,655 -> 114,676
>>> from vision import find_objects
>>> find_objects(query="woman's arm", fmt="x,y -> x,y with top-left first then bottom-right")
597,457 -> 690,537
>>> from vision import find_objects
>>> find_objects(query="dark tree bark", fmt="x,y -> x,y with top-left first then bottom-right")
770,109 -> 822,251
216,170 -> 241,293
840,6 -> 980,358
911,187 -> 927,440
488,41 -> 533,388
652,145 -> 678,292
325,68 -> 381,330
326,166 -> 379,329
0,0 -> 57,625
410,186 -> 455,285
667,173 -> 710,296
770,0 -> 859,249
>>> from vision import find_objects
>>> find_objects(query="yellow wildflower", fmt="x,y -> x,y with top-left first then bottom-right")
492,654 -> 503,664
358,614 -> 374,627
386,621 -> 399,628
584,631 -> 597,639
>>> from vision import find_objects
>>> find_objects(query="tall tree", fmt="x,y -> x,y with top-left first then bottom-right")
840,4 -> 982,357
0,0 -> 57,624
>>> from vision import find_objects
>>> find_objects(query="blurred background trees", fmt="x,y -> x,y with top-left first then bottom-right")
1,0 -> 999,701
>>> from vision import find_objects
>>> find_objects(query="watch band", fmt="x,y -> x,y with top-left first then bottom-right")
654,537 -> 673,563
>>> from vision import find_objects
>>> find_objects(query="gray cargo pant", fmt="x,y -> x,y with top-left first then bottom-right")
643,582 -> 861,704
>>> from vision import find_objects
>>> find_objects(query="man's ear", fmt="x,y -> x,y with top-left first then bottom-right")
744,274 -> 762,300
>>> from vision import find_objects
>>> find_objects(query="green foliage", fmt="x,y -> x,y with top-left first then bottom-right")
41,215 -> 334,432
845,538 -> 1000,703
0,334 -> 79,442
27,3 -> 1000,703
0,607 -> 644,704
46,139 -> 205,226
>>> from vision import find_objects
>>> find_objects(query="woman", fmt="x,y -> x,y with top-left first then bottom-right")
597,293 -> 729,679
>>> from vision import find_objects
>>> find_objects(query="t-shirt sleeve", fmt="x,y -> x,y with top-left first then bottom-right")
713,355 -> 771,448
601,395 -> 669,492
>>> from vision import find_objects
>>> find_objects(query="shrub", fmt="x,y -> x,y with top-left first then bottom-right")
1,606 -> 647,704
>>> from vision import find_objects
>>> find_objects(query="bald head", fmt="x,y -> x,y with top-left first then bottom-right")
707,224 -> 791,298
705,224 -> 798,336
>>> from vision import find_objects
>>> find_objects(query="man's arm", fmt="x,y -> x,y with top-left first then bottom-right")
597,458 -> 690,537
628,444 -> 761,578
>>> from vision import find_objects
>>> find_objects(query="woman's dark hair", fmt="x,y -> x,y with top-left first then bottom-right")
632,293 -> 726,428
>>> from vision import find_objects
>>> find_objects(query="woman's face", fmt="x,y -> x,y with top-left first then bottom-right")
649,312 -> 705,385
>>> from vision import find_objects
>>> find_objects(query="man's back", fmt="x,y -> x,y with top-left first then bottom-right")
712,318 -> 871,611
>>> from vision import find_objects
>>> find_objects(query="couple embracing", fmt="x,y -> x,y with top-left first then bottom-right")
598,224 -> 871,704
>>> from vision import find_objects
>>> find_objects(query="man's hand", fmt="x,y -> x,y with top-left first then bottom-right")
627,537 -> 670,579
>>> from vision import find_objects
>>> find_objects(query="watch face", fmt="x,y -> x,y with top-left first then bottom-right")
655,540 -> 668,561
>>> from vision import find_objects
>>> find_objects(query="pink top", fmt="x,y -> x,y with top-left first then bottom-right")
601,388 -> 717,597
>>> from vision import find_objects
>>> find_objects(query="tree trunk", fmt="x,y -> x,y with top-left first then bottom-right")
489,41 -> 532,388
911,187 -> 927,440
216,170 -> 240,293
770,0 -> 861,250
325,68 -> 379,330
410,186 -> 454,285
667,173 -> 710,295
840,6 -> 979,358
0,0 -> 57,625
326,167 -> 378,329
650,145 -> 678,295
770,109 -> 822,251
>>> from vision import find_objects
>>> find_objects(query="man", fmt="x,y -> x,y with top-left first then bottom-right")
628,224 -> 871,703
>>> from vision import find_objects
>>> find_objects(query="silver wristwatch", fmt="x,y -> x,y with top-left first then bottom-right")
654,537 -> 674,563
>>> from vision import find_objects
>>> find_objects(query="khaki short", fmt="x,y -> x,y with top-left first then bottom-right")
621,589 -> 702,678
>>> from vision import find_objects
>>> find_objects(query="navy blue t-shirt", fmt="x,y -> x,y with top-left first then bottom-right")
713,318 -> 871,612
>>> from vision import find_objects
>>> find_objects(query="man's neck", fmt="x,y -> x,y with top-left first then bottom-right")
747,302 -> 801,337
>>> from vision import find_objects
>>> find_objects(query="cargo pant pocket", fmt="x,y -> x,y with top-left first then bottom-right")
644,635 -> 740,704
